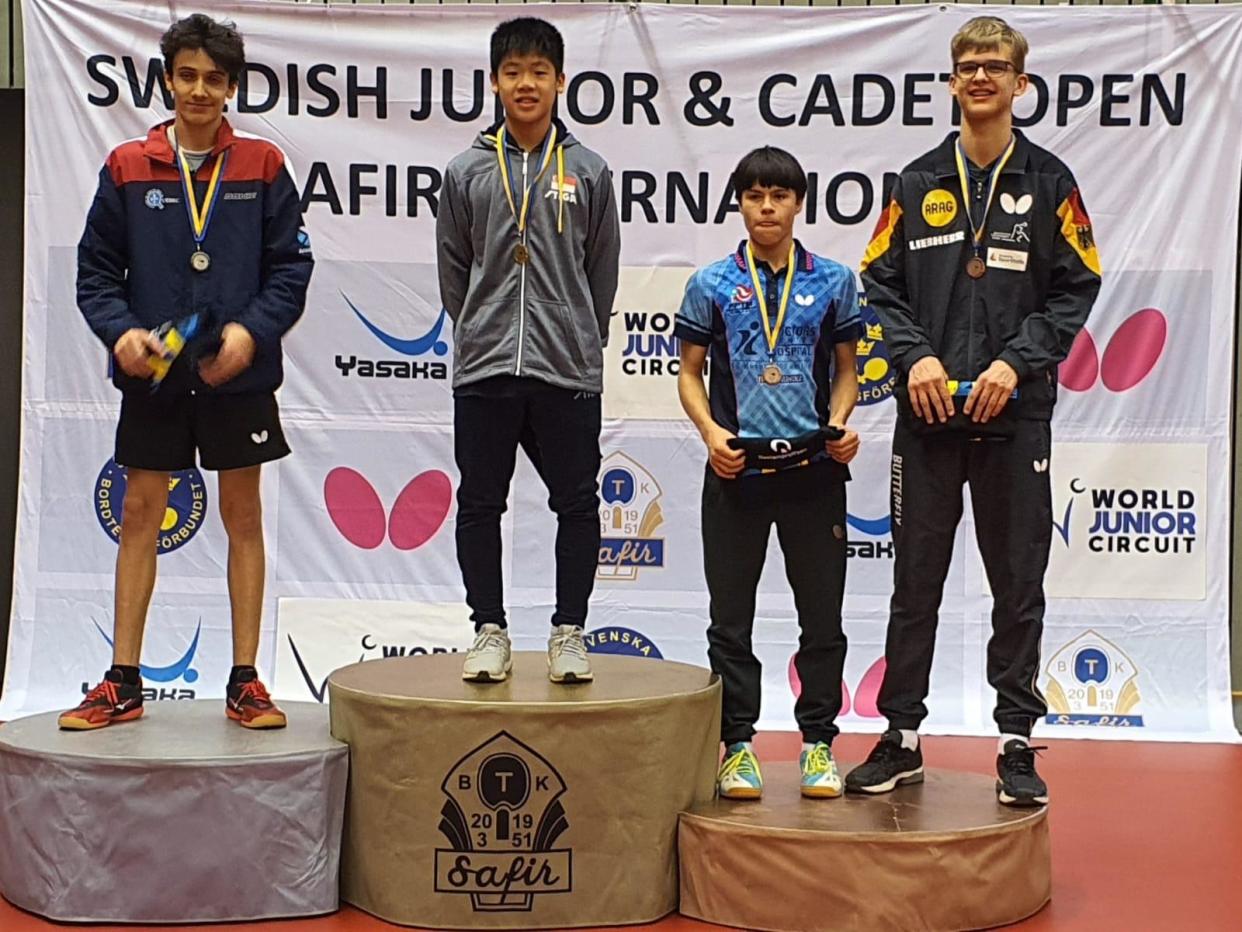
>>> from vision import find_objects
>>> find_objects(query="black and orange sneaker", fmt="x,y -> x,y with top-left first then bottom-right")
58,670 -> 144,731
226,674 -> 287,729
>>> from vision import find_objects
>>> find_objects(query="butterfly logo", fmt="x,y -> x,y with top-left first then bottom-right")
1033,459 -> 1049,474
1000,192 -> 1033,215
323,466 -> 453,551
794,294 -> 815,307
1060,308 -> 1167,393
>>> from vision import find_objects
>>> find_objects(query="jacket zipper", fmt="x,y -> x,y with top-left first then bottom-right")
968,177 -> 984,377
515,149 -> 529,376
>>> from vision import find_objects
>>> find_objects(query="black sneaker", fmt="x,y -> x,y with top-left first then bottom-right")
996,740 -> 1048,807
844,729 -> 925,794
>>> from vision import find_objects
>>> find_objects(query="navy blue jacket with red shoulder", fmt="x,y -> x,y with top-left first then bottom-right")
77,119 -> 313,395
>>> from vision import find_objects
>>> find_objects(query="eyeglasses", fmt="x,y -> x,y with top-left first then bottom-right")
953,60 -> 1017,79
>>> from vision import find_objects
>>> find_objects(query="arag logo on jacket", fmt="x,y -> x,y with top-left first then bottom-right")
94,459 -> 207,555
1043,630 -> 1144,727
334,291 -> 451,381
855,298 -> 896,406
597,452 -> 665,581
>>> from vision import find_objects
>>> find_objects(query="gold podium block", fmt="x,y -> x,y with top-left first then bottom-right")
679,768 -> 1050,932
329,653 -> 720,929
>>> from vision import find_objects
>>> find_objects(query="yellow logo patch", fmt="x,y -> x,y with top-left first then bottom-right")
921,189 -> 958,228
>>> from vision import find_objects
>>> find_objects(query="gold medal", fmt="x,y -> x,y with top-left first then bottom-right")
190,250 -> 211,273
513,243 -> 529,265
966,256 -> 986,279
762,364 -> 783,386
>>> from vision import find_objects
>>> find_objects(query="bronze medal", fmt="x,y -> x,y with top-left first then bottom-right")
762,364 -> 783,386
966,256 -> 986,279
513,243 -> 529,265
190,250 -> 211,273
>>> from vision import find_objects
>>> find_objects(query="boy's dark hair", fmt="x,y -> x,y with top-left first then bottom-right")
490,17 -> 564,76
160,14 -> 246,85
731,147 -> 808,203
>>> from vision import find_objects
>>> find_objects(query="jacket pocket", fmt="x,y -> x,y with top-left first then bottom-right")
521,298 -> 599,379
454,299 -> 514,373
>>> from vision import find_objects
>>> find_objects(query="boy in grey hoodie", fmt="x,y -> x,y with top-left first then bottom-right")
436,17 -> 621,684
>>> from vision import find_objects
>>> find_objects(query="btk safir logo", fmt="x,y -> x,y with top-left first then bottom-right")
436,732 -> 571,911
1043,630 -> 1144,727
597,452 -> 665,581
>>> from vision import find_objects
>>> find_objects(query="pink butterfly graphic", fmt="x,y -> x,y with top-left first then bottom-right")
323,467 -> 453,551
1059,308 -> 1167,393
788,654 -> 887,718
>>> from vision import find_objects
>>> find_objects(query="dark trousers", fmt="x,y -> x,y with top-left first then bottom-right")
454,386 -> 601,631
702,467 -> 849,745
878,418 -> 1052,737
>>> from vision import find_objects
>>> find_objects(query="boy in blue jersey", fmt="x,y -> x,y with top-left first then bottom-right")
676,147 -> 862,800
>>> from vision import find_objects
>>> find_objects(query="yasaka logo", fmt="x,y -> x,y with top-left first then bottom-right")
845,512 -> 894,560
324,467 -> 453,551
87,619 -> 202,701
335,292 -> 450,381
1055,479 -> 1197,555
1060,308 -> 1166,393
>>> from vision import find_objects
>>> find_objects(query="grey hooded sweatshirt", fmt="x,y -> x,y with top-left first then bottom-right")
436,119 -> 621,394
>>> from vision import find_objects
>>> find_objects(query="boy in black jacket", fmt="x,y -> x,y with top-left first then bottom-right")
847,16 -> 1100,806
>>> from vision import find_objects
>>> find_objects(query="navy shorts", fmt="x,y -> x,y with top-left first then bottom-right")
115,390 -> 290,472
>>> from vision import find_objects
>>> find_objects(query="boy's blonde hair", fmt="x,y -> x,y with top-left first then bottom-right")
951,16 -> 1029,75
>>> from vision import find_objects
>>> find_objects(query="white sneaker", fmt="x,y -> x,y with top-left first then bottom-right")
547,625 -> 593,683
462,624 -> 512,682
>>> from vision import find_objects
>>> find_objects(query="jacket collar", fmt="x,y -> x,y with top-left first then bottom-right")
144,118 -> 237,164
484,116 -> 573,152
934,127 -> 1031,179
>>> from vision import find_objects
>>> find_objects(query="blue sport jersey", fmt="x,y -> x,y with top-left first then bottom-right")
675,240 -> 863,469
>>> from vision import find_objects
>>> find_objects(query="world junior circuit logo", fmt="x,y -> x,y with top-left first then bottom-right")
855,297 -> 896,406
94,459 -> 207,555
436,732 -> 571,911
334,291 -> 451,381
597,452 -> 665,581
1043,630 -> 1144,727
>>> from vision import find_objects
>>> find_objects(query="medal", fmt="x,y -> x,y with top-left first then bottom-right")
745,240 -> 796,389
954,134 -> 1017,283
174,130 -> 227,277
494,125 -> 563,265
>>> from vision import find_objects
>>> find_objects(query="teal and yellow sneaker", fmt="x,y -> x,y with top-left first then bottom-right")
800,741 -> 843,799
718,742 -> 763,800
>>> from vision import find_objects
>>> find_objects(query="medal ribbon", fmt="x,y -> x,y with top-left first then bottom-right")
175,139 -> 227,249
745,241 -> 796,357
494,125 -> 558,236
953,134 -> 1016,257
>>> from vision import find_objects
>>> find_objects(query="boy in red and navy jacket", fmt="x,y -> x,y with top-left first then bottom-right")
62,13 -> 313,732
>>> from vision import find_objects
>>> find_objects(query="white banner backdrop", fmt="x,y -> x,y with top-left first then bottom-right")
6,0 -> 1241,741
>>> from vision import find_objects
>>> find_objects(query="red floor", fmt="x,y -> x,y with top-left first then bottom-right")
3,732 -> 1239,931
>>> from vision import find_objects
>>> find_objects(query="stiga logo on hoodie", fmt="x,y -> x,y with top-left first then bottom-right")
334,292 -> 451,381
545,175 -> 578,205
